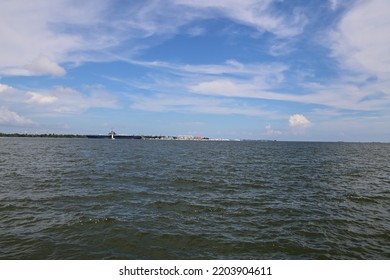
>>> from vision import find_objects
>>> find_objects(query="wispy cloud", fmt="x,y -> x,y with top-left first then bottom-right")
119,57 -> 288,80
328,0 -> 390,78
25,55 -> 66,76
173,0 -> 307,37
0,0 -> 308,76
0,106 -> 35,126
29,86 -> 119,115
329,0 -> 340,11
0,83 -> 118,118
268,40 -> 296,56
0,83 -> 12,93
129,93 -> 275,117
110,53 -> 390,114
186,26 -> 206,37
27,92 -> 59,105
188,77 -> 390,111
265,124 -> 284,136
0,0 -> 110,75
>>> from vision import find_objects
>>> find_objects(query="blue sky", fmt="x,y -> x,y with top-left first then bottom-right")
0,0 -> 389,141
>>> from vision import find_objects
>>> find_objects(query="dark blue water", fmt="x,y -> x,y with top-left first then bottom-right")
0,138 -> 389,259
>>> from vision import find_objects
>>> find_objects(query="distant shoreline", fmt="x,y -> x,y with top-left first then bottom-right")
0,133 -> 210,140
0,132 -> 248,141
1,133 -> 388,143
0,133 -> 86,138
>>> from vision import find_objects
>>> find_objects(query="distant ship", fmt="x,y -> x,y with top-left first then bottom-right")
86,130 -> 142,140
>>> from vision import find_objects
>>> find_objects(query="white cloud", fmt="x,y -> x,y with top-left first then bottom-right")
130,93 -> 271,117
25,55 -> 66,76
173,0 -> 307,37
189,75 -> 390,111
113,55 -> 389,112
329,0 -> 340,11
289,114 -> 311,127
0,0 -> 112,76
186,26 -> 206,36
124,57 -> 390,112
191,79 -> 255,97
1,84 -> 119,117
27,92 -> 59,105
1,0 -> 388,140
269,40 -> 296,56
0,106 -> 35,126
125,58 -> 288,79
114,52 -> 390,112
25,86 -> 119,114
265,124 -> 283,136
118,0 -> 307,39
329,0 -> 390,78
0,0 -> 308,76
0,83 -> 12,93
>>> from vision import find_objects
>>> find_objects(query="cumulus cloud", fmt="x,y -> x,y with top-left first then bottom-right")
25,55 -> 66,76
289,114 -> 311,127
0,106 -> 35,126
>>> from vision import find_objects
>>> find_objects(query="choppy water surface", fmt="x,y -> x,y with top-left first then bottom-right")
0,138 -> 389,259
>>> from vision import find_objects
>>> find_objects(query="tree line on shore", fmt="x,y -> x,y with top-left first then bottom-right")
0,133 -> 203,139
0,132 -> 86,138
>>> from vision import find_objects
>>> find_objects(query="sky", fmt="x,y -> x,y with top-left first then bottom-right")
0,0 -> 389,141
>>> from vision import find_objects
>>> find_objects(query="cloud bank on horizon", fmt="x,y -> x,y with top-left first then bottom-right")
0,0 -> 389,141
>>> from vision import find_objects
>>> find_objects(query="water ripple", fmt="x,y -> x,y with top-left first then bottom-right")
1,139 -> 389,259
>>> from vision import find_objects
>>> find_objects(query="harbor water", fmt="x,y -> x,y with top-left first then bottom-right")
0,138 -> 389,259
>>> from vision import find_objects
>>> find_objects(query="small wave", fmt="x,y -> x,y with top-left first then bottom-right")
77,216 -> 118,225
148,200 -> 183,208
0,203 -> 19,211
345,194 -> 380,204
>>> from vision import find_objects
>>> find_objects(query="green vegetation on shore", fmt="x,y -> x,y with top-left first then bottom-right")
0,133 -> 209,140
0,133 -> 87,138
